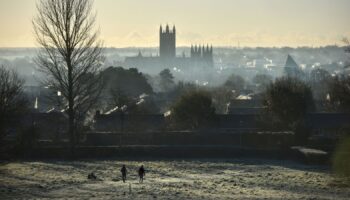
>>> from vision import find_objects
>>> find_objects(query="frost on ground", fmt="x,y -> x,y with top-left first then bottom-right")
0,159 -> 349,199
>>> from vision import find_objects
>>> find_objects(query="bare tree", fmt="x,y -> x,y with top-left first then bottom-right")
33,0 -> 104,153
0,66 -> 27,140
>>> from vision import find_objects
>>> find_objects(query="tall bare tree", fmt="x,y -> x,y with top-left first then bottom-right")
33,0 -> 104,152
0,66 -> 27,140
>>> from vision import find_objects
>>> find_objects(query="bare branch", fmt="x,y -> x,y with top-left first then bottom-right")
0,66 -> 27,139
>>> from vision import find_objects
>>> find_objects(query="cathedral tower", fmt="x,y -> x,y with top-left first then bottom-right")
159,24 -> 176,60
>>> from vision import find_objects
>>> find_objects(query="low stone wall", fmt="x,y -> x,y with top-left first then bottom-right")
28,145 -> 292,159
6,131 -> 296,159
85,131 -> 294,150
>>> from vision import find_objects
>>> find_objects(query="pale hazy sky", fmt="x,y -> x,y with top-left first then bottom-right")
0,0 -> 349,47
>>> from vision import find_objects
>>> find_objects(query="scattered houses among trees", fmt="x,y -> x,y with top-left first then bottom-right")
100,66 -> 158,114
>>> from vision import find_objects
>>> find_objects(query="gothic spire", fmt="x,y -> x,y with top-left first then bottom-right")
166,24 -> 169,33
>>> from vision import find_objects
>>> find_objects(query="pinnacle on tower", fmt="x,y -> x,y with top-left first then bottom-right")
173,25 -> 176,34
166,24 -> 169,33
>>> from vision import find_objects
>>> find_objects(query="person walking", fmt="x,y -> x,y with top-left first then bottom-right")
121,164 -> 127,183
138,165 -> 145,183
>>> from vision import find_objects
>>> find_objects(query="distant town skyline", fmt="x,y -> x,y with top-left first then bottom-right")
0,0 -> 349,48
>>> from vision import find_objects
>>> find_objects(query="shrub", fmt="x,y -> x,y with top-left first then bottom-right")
333,135 -> 350,181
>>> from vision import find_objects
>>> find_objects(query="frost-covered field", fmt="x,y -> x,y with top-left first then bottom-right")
0,159 -> 349,199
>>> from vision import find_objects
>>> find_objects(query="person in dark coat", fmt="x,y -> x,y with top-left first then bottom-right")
121,165 -> 127,183
138,165 -> 145,183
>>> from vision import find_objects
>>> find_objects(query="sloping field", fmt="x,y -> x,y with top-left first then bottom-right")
0,159 -> 349,199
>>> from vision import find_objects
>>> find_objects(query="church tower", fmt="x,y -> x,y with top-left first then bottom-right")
159,24 -> 176,60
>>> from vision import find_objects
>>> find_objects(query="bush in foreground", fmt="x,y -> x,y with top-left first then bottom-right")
333,135 -> 350,181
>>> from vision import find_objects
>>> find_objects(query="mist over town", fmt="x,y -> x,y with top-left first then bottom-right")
1,0 -> 350,199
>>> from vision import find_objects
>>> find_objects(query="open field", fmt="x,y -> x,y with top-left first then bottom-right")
0,159 -> 349,199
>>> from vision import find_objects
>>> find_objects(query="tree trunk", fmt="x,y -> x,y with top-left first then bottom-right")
68,105 -> 75,156
68,59 -> 75,156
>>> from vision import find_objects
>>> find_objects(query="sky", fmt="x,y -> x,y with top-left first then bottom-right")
0,0 -> 349,48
